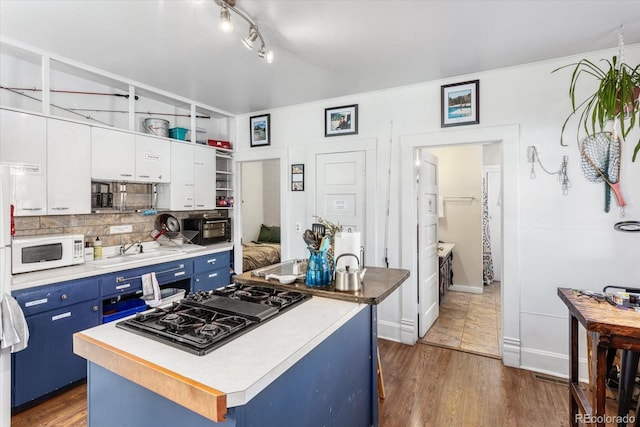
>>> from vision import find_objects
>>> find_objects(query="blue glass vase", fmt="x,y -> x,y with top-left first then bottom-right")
305,249 -> 333,288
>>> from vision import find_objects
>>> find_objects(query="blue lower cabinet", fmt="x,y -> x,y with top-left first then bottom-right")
86,307 -> 374,427
193,268 -> 228,292
12,298 -> 101,408
192,252 -> 231,292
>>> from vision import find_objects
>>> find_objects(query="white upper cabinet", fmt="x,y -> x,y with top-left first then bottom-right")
0,109 -> 47,216
91,127 -> 171,184
47,119 -> 91,214
135,134 -> 170,183
193,145 -> 216,210
156,143 -> 216,211
91,127 -> 136,181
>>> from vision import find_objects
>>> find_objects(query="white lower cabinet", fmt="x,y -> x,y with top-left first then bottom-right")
157,143 -> 215,211
0,109 -> 47,216
47,119 -> 91,215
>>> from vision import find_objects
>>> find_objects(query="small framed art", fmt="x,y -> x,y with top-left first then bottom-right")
325,104 -> 358,137
250,114 -> 270,147
441,80 -> 479,127
291,164 -> 304,191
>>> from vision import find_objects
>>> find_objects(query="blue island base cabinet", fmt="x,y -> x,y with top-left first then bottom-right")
86,307 -> 376,427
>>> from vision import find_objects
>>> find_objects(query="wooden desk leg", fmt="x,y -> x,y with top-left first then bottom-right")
569,314 -> 579,426
594,339 -> 607,427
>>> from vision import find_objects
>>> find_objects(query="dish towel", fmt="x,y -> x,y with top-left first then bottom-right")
141,272 -> 161,307
0,293 -> 29,353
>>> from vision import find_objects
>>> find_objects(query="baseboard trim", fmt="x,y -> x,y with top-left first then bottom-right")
449,285 -> 483,294
378,319 -> 402,343
520,347 -> 588,382
502,336 -> 520,368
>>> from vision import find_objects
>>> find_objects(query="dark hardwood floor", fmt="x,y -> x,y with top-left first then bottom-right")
11,340 -> 634,426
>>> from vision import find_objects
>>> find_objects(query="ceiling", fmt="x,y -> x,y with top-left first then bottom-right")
1,0 -> 640,115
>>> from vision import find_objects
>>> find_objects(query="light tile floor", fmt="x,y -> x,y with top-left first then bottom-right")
420,281 -> 501,358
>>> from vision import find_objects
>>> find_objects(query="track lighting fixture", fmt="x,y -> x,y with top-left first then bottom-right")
242,27 -> 258,50
214,0 -> 273,63
217,6 -> 233,33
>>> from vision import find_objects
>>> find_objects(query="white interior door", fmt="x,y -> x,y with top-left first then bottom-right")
418,149 -> 439,337
316,151 -> 366,235
485,167 -> 502,282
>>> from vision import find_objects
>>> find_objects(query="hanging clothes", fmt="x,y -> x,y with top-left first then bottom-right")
482,177 -> 494,286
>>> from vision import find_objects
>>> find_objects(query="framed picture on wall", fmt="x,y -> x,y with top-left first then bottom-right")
250,114 -> 271,147
441,80 -> 479,127
291,164 -> 304,191
325,104 -> 358,137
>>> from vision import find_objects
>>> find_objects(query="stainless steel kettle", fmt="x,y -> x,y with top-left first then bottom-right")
333,253 -> 366,292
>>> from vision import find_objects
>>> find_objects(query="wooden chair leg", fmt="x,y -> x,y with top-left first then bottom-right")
377,345 -> 386,400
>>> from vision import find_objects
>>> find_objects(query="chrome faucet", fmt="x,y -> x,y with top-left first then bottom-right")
120,240 -> 142,255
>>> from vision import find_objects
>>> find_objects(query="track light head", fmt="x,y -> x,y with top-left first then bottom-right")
218,6 -> 233,33
242,27 -> 259,50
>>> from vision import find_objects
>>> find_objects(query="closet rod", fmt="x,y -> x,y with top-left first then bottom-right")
443,196 -> 476,201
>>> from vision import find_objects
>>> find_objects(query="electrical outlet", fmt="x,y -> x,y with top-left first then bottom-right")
110,224 -> 133,234
295,223 -> 302,232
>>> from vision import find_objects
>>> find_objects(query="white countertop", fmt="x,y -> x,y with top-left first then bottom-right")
11,242 -> 233,291
76,297 -> 366,408
438,242 -> 455,258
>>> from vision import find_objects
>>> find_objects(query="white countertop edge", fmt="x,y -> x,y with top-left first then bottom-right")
76,298 -> 368,409
227,302 -> 367,407
11,242 -> 233,291
438,243 -> 455,258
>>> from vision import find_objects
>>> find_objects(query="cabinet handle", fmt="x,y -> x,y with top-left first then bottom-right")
207,259 -> 217,264
196,204 -> 205,208
120,173 -> 133,177
138,175 -> 150,178
208,272 -> 218,278
51,207 -> 69,210
22,208 -> 43,211
92,305 -> 99,312
195,278 -> 200,282
61,293 -> 69,300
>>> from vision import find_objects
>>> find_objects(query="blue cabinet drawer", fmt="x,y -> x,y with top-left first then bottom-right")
155,260 -> 193,286
13,278 -> 100,317
192,267 -> 230,292
100,260 -> 193,297
193,252 -> 230,275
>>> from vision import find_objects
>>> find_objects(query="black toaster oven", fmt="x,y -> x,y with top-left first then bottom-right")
183,217 -> 231,245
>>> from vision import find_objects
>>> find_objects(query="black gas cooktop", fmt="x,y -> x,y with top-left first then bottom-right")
116,284 -> 311,355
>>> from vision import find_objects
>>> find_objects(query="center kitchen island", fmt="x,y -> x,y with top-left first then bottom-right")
73,266 -> 409,426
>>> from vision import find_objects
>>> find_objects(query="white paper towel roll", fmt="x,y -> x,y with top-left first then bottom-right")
334,231 -> 361,270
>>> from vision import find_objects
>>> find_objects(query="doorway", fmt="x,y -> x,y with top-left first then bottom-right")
416,142 -> 503,359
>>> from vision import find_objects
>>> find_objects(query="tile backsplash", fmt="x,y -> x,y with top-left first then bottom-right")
14,211 -> 220,247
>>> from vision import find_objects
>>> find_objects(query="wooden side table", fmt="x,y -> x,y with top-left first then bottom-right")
557,288 -> 640,427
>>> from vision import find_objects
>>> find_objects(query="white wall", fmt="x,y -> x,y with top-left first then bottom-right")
233,44 -> 640,378
241,162 -> 264,242
241,159 -> 281,243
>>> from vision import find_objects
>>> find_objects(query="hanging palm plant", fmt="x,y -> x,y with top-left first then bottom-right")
555,55 -> 640,161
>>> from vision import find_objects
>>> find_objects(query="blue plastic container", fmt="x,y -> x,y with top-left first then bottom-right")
169,127 -> 188,141
102,298 -> 147,323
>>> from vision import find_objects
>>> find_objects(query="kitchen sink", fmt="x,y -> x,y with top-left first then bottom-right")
91,248 -> 186,268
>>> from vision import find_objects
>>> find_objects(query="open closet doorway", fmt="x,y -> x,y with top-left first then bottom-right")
418,142 -> 503,359
239,159 -> 282,273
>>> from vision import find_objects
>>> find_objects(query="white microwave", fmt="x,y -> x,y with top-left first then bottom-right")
12,234 -> 85,274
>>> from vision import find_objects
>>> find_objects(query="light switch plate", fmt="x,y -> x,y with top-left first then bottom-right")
110,224 -> 133,234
